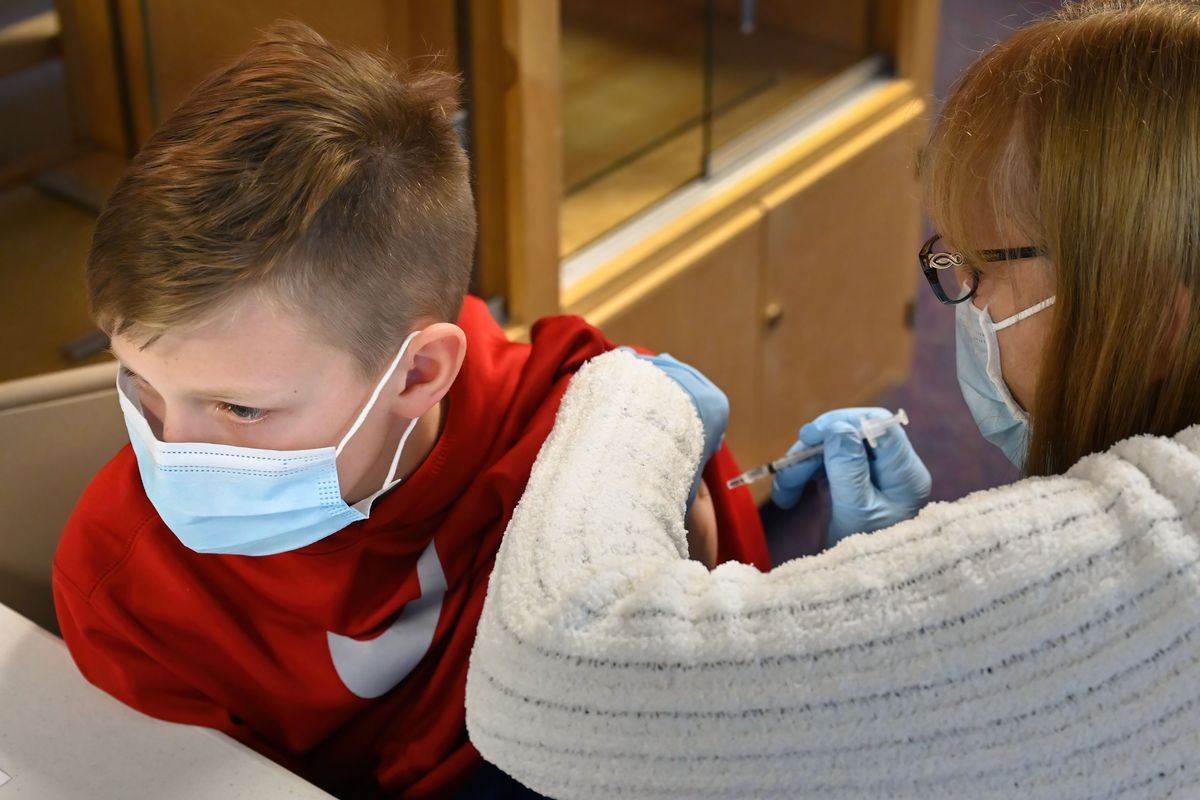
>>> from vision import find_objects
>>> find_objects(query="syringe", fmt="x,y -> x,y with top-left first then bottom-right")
725,409 -> 910,490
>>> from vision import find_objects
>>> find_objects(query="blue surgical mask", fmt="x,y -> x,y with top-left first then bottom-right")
955,297 -> 1055,470
117,331 -> 421,556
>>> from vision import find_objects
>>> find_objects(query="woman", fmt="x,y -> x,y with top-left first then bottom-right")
466,2 -> 1200,798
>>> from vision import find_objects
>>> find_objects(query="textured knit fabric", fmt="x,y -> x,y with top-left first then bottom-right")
466,349 -> 1200,800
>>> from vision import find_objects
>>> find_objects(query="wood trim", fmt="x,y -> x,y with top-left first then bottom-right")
468,0 -> 561,326
467,0 -> 512,308
563,79 -> 922,316
758,100 -> 926,211
0,142 -> 87,191
54,0 -> 128,153
384,2 -> 460,73
0,362 -> 117,411
0,8 -> 59,78
895,0 -> 940,101
582,207 -> 764,333
113,0 -> 155,147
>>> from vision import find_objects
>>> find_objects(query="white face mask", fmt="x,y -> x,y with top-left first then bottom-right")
955,296 -> 1056,469
118,331 -> 422,556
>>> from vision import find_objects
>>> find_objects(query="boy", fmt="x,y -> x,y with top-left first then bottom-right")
52,22 -> 769,799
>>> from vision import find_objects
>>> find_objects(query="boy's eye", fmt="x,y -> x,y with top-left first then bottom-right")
219,402 -> 267,423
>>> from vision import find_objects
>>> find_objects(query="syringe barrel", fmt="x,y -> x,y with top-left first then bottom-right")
859,408 -> 909,447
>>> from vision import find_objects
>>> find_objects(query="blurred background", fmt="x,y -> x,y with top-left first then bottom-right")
0,1 -> 1057,630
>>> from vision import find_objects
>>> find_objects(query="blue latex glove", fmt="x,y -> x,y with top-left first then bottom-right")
771,407 -> 931,545
620,348 -> 728,506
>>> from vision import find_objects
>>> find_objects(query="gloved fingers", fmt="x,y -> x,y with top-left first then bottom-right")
773,439 -> 824,488
770,456 -> 823,509
624,349 -> 730,462
769,421 -> 828,508
638,351 -> 712,393
866,422 -> 932,501
788,408 -> 894,453
771,407 -> 900,514
656,356 -> 730,436
796,421 -> 824,448
822,420 -> 878,510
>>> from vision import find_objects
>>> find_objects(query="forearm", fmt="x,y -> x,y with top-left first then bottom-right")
467,351 -> 1200,799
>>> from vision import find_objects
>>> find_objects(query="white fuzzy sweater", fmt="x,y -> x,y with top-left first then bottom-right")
465,350 -> 1200,800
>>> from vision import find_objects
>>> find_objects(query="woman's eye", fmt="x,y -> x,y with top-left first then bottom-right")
220,402 -> 267,422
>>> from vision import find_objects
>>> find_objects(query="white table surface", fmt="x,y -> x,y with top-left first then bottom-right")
0,602 -> 333,799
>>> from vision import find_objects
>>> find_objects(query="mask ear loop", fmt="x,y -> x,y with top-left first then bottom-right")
335,330 -> 422,458
382,416 -> 421,489
976,302 -> 1032,423
992,296 -> 1056,332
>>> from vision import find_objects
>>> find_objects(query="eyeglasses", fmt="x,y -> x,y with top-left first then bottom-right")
919,233 -> 1044,305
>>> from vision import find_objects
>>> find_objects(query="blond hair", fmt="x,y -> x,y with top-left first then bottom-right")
923,0 -> 1200,474
88,21 -> 475,376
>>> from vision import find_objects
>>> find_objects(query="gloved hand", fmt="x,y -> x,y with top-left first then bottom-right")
620,349 -> 728,506
771,407 -> 931,545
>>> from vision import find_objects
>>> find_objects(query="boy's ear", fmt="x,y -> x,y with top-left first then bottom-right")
391,323 -> 467,419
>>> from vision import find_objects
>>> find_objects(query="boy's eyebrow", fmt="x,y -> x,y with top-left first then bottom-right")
198,386 -> 279,405
108,341 -> 295,403
112,357 -> 283,405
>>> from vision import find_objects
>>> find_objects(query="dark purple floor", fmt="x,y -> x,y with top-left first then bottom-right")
762,1 -> 1058,564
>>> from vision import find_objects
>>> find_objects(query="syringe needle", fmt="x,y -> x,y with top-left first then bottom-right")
725,446 -> 822,490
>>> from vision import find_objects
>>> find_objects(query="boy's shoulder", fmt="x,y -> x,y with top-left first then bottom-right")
53,445 -> 159,599
459,296 -> 610,357
456,296 -> 614,402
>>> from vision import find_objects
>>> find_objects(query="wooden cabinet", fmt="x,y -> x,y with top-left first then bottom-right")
572,98 -> 926,501
757,105 -> 924,461
554,3 -> 937,494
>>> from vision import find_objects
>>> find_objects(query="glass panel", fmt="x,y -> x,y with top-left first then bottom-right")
708,2 -> 881,158
560,0 -> 708,257
559,0 -> 891,260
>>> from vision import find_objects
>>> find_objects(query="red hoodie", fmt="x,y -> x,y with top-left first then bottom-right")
53,297 -> 769,799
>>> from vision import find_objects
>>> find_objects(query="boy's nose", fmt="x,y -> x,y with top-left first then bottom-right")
157,410 -> 206,444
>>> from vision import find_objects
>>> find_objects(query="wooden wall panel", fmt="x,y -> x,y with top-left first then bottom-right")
757,104 -> 924,462
55,0 -> 128,154
468,0 -> 561,326
119,1 -> 459,139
